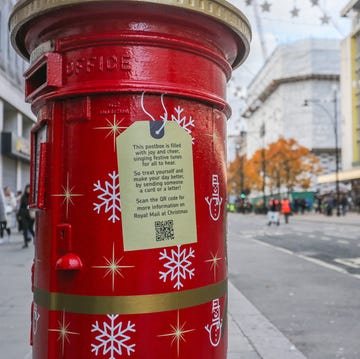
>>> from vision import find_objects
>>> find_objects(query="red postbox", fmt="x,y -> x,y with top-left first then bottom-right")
10,1 -> 251,358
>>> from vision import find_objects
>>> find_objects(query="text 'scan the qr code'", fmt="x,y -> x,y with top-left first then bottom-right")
155,220 -> 175,242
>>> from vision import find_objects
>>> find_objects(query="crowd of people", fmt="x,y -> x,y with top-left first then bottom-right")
228,190 -> 358,225
266,197 -> 292,225
313,193 -> 354,216
0,184 -> 34,248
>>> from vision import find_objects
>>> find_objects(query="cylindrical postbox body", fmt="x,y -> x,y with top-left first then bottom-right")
10,1 -> 250,358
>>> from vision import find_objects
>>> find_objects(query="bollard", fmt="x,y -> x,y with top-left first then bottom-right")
10,1 -> 251,358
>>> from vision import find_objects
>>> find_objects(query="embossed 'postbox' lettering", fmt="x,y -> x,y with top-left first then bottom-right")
66,54 -> 132,76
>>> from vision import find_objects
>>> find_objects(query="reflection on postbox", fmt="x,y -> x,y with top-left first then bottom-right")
10,0 -> 251,358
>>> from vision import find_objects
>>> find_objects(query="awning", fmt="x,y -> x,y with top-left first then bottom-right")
317,168 -> 360,184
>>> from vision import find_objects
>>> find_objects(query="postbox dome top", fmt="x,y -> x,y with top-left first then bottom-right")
9,0 -> 251,68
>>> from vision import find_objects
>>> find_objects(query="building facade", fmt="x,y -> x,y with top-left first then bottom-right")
0,0 -> 35,193
329,0 -> 360,206
243,38 -> 341,195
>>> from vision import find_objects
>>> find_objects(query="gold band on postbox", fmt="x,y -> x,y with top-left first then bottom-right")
34,280 -> 227,315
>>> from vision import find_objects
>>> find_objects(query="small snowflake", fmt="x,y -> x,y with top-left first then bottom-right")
171,106 -> 195,143
93,171 -> 121,223
159,245 -> 195,290
91,315 -> 136,358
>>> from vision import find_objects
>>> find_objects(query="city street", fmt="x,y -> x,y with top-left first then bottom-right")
228,212 -> 360,359
1,213 -> 360,359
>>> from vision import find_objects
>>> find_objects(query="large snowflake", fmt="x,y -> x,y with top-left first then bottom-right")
159,245 -> 195,290
171,106 -> 195,143
91,314 -> 136,358
93,171 -> 121,223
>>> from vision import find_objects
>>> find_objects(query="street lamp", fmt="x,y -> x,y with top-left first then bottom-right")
260,122 -> 267,212
235,143 -> 245,196
303,87 -> 341,216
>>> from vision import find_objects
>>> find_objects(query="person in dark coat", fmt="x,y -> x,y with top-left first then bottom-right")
18,184 -> 35,248
0,188 -> 6,244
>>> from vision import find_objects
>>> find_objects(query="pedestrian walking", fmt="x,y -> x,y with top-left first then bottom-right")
281,197 -> 292,224
15,190 -> 22,231
267,197 -> 280,226
17,184 -> 35,248
2,186 -> 17,241
341,196 -> 348,216
325,194 -> 334,216
0,189 -> 6,244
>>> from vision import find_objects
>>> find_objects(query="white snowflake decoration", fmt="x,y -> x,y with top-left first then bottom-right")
159,245 -> 195,290
91,314 -> 136,358
93,171 -> 121,223
171,106 -> 195,143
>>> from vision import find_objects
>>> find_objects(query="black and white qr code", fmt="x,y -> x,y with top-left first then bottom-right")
155,220 -> 175,242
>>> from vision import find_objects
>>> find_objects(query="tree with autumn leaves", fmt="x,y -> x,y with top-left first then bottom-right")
227,137 -> 322,197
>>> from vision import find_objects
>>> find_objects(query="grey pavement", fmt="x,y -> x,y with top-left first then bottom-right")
0,232 -> 33,359
1,221 -> 341,358
290,211 -> 360,226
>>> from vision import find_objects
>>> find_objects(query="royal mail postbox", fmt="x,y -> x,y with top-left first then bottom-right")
10,1 -> 251,358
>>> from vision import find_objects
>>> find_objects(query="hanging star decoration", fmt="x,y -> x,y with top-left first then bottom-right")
310,0 -> 319,6
320,13 -> 331,25
290,7 -> 300,18
245,0 -> 252,5
261,1 -> 271,12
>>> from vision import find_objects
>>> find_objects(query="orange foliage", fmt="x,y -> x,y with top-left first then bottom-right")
227,154 -> 262,195
265,137 -> 321,193
227,137 -> 322,196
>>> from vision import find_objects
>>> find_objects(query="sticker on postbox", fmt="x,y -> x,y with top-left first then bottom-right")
116,121 -> 197,251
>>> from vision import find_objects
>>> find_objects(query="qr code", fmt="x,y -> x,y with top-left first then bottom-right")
155,220 -> 174,242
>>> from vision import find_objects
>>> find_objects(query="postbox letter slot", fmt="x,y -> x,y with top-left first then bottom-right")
25,53 -> 62,102
26,62 -> 47,97
56,223 -> 72,253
